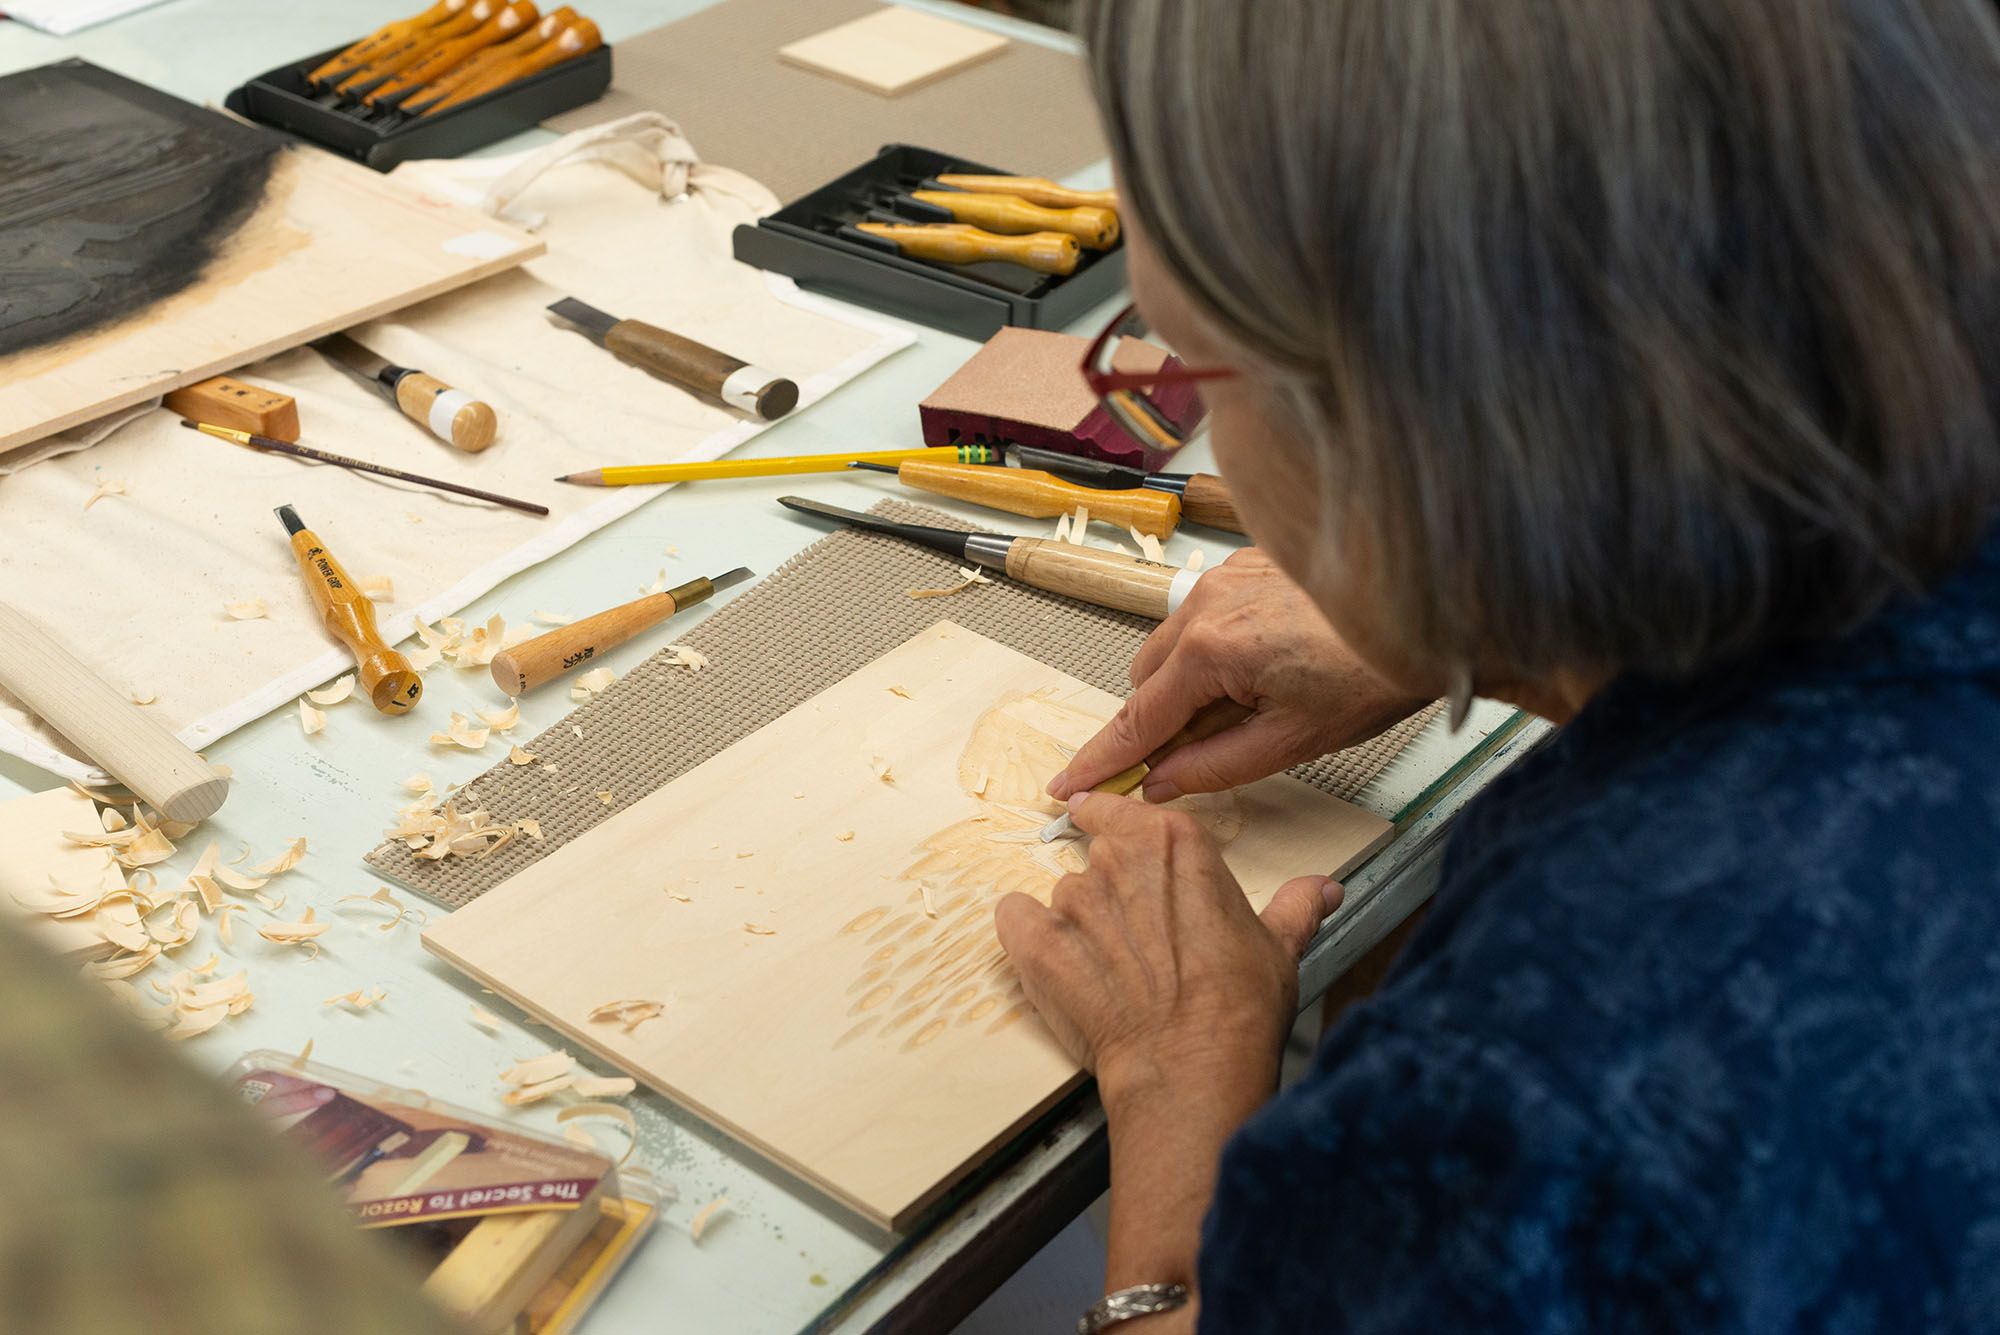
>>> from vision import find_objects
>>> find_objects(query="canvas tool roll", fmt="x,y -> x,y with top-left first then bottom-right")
0,114 -> 911,785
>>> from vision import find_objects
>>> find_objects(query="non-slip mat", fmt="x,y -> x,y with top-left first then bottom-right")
369,500 -> 1442,909
542,0 -> 1107,203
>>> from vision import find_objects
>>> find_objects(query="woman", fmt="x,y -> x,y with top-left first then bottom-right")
997,1 -> 2000,1329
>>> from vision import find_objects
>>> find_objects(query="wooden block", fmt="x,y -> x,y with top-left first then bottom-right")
160,375 -> 300,441
778,6 -> 1008,96
425,623 -> 1393,1229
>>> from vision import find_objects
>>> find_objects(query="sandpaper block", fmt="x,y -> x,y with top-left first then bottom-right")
161,374 -> 300,441
917,327 -> 1205,471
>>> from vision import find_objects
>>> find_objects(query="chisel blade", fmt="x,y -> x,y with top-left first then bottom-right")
709,566 -> 754,592
547,296 -> 619,346
312,332 -> 392,383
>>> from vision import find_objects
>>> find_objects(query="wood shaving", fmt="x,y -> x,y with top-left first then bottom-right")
298,698 -> 326,736
257,907 -> 328,957
743,923 -> 776,936
888,685 -> 913,700
907,566 -> 992,599
919,881 -> 938,919
84,478 -> 126,510
570,667 -> 617,702
225,599 -> 269,620
337,885 -> 426,933
869,756 -> 895,784
532,609 -> 573,626
587,999 -> 664,1034
216,904 -> 246,947
251,837 -> 308,876
596,791 -> 615,806
409,613 -> 525,670
129,688 -> 157,706
571,1074 -> 635,1098
1128,526 -> 1166,563
834,831 -> 854,842
157,961 -> 254,1040
640,569 -> 668,595
358,575 -> 394,602
555,1103 -> 638,1167
469,1005 -> 503,1032
429,712 -> 490,750
324,986 -> 388,1010
1068,505 -> 1090,542
501,1049 -> 575,1087
516,818 -> 543,840
1184,549 -> 1206,572
306,676 -> 355,706
689,1196 -> 730,1244
664,645 -> 707,672
402,773 -> 434,794
668,893 -> 691,904
735,851 -> 755,860
292,1038 -> 314,1069
508,745 -> 536,766
1051,512 -> 1070,544
100,807 -> 129,833
387,797 -> 516,861
478,702 -> 520,732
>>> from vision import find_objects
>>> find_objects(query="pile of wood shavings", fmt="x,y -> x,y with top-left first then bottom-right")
407,612 -> 535,672
569,667 -> 616,702
587,998 -> 664,1033
385,797 -> 517,862
497,1049 -> 636,1106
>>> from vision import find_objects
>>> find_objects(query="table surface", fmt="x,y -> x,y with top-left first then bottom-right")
0,3 -> 1529,1330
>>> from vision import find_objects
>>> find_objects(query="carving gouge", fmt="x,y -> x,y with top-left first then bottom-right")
548,297 -> 799,421
910,189 -> 1119,249
276,505 -> 424,715
328,0 -> 492,98
489,567 -> 752,695
400,6 -> 574,113
363,0 -> 537,106
1037,698 -> 1256,841
855,222 -> 1079,276
312,333 -> 498,453
778,497 -> 1203,620
933,174 -> 1118,213
1002,445 -> 1243,534
848,459 -> 1180,539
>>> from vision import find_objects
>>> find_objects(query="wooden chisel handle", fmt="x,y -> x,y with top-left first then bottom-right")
933,174 -> 1118,213
490,578 -> 713,695
365,0 -> 538,105
896,460 -> 1180,538
1092,698 -> 1259,797
1003,539 -> 1202,619
405,6 -> 571,110
420,16 -> 601,114
910,190 -> 1119,249
391,372 -> 498,453
856,223 -> 1079,276
0,604 -> 230,822
1179,474 -> 1243,534
602,319 -> 799,421
308,0 -> 465,87
285,521 -> 424,715
335,1 -> 490,94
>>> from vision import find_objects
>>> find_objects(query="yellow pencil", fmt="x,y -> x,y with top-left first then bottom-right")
555,445 -> 998,487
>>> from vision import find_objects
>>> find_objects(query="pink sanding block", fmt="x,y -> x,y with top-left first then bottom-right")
917,327 -> 1206,471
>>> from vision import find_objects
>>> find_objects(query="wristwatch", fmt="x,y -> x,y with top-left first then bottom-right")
1078,1283 -> 1191,1333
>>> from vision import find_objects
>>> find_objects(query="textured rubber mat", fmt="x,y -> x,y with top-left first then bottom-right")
367,501 -> 1440,908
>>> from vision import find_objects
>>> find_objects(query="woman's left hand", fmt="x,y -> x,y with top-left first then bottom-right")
993,791 -> 1342,1107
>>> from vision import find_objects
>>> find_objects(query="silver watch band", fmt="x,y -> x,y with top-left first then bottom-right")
1077,1282 -> 1191,1333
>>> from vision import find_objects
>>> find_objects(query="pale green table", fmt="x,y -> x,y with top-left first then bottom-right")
0,4 -> 1542,1329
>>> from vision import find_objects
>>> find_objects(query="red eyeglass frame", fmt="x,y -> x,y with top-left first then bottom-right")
1079,302 -> 1238,396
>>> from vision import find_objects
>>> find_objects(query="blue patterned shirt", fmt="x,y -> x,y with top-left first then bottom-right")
1200,538 -> 2000,1332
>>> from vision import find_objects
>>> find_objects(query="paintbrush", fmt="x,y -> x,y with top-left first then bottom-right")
181,420 -> 548,516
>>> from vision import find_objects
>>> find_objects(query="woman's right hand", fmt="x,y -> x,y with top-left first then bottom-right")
1048,549 -> 1426,803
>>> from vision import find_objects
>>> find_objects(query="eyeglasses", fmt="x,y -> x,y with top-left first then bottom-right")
1080,302 -> 1235,455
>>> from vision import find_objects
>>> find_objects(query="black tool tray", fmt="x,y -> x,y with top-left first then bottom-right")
226,42 -> 611,172
732,145 -> 1126,341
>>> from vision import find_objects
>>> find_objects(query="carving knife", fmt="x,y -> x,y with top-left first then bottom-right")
777,497 -> 1203,620
312,332 -> 498,453
546,297 -> 800,422
1037,698 -> 1256,842
489,566 -> 754,696
1000,445 -> 1243,534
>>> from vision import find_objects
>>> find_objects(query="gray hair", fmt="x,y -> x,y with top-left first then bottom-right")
1080,0 -> 2000,680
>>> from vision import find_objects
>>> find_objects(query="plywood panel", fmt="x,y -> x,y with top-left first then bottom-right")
778,7 -> 1009,96
424,623 -> 1392,1228
0,62 -> 542,451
